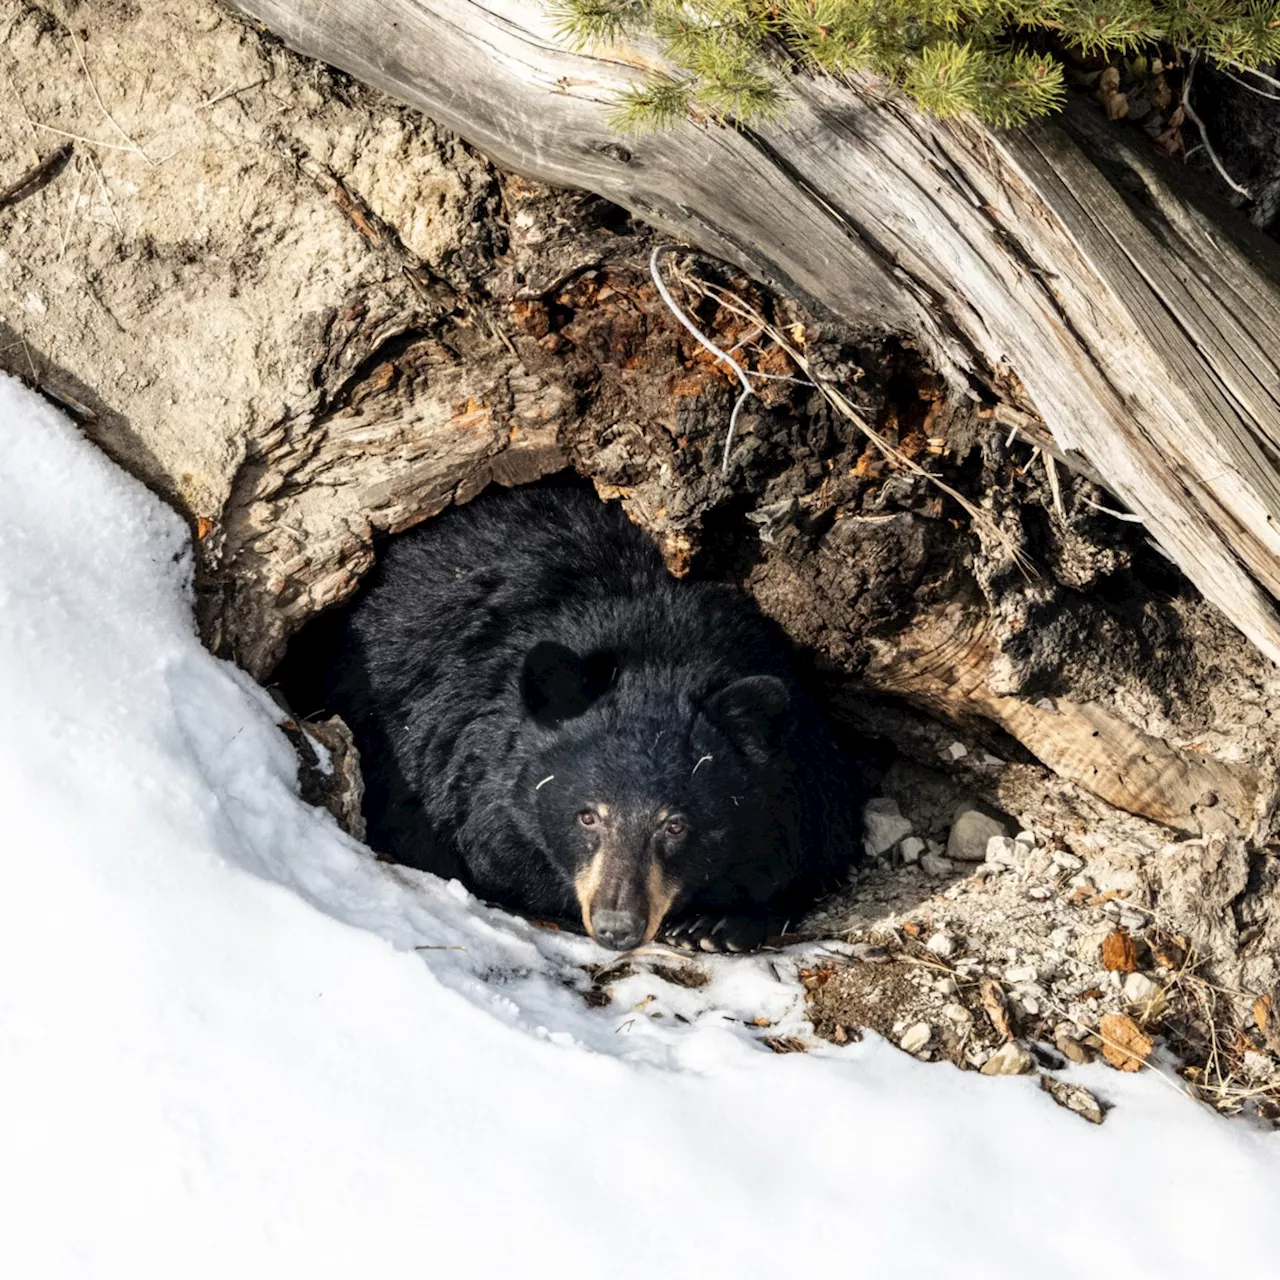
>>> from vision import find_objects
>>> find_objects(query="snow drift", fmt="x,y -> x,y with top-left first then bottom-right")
1,375 -> 1276,1279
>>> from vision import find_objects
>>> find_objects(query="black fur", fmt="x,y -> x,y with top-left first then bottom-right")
320,483 -> 859,950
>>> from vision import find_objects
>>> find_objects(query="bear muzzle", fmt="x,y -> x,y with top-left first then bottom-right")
575,847 -> 680,952
589,908 -> 647,952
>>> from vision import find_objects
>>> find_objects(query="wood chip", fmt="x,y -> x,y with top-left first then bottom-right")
1040,1075 -> 1105,1124
1101,928 -> 1138,973
1254,994 -> 1272,1034
763,1035 -> 807,1054
1099,1012 -> 1154,1071
979,978 -> 1014,1041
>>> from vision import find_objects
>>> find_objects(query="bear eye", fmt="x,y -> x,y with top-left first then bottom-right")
665,819 -> 686,837
578,810 -> 598,827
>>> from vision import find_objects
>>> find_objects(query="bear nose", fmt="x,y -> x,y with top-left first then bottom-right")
591,908 -> 646,952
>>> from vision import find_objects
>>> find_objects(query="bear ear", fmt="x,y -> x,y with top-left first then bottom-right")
521,641 -> 615,726
704,675 -> 791,762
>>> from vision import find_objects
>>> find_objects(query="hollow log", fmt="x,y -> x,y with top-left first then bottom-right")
4,0 -> 1280,1017
231,0 -> 1280,673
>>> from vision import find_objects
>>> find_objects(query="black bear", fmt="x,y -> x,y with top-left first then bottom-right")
320,482 -> 858,952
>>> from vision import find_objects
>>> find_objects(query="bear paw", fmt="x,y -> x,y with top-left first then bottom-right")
661,914 -> 768,954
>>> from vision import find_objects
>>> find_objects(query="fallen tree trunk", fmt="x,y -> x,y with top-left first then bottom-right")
232,0 -> 1280,673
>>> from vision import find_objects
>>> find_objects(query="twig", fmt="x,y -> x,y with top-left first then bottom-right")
0,114 -> 138,153
1216,66 -> 1280,103
687,270 -> 1037,576
199,77 -> 271,110
1182,54 -> 1251,199
85,150 -> 123,236
1043,453 -> 1064,521
70,27 -> 154,166
1080,495 -> 1144,523
650,243 -> 756,474
1222,61 -> 1280,95
57,159 -> 87,261
0,142 -> 73,212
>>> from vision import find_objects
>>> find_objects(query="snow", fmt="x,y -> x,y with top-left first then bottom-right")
1,372 -> 1276,1279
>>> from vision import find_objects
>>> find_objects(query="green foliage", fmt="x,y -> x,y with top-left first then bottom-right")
551,0 -> 1280,129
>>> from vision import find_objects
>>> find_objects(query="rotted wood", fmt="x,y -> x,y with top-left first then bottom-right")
231,0 -> 1280,672
863,597 -> 1270,837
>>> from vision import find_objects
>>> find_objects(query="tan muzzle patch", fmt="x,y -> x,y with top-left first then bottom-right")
575,846 -> 680,945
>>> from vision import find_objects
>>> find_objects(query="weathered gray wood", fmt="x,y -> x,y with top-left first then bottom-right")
229,0 -> 1280,669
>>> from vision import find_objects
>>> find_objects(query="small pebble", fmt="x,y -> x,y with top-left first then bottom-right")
985,836 -> 1021,867
934,976 -> 959,997
1054,1031 -> 1091,1065
1052,851 -> 1084,873
1123,972 -> 1161,1003
942,1002 -> 973,1024
1014,830 -> 1037,848
926,932 -> 957,959
899,1023 -> 932,1054
863,797 -> 914,858
1006,965 -> 1038,983
920,852 -> 955,878
980,1042 -> 1034,1076
898,836 -> 925,865
849,943 -> 893,964
1027,886 -> 1052,900
944,741 -> 969,760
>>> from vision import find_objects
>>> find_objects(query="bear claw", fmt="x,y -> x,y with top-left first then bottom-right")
662,915 -> 767,954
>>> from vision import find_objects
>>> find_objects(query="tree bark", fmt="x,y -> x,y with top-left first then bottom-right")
230,0 -> 1280,675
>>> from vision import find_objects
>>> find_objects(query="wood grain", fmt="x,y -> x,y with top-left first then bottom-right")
229,1 -> 1280,670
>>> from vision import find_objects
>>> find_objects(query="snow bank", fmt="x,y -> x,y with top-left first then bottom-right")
1,375 -> 1275,1279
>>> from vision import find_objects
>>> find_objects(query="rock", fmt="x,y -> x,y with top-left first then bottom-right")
1014,830 -> 1037,849
1123,972 -> 1161,1003
1027,886 -> 1052,900
947,806 -> 1012,862
1052,851 -> 1084,873
898,836 -> 925,865
926,932 -> 957,959
920,852 -> 955,878
849,942 -> 892,964
1005,965 -> 1039,984
1040,1075 -> 1105,1124
944,741 -> 968,761
863,797 -> 914,857
899,1022 -> 932,1054
942,1002 -> 973,1024
934,976 -> 959,997
985,836 -> 1022,867
980,1042 -> 1035,1075
1054,1028 -> 1092,1065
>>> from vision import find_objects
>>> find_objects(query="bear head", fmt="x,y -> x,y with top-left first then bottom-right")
514,639 -> 797,951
